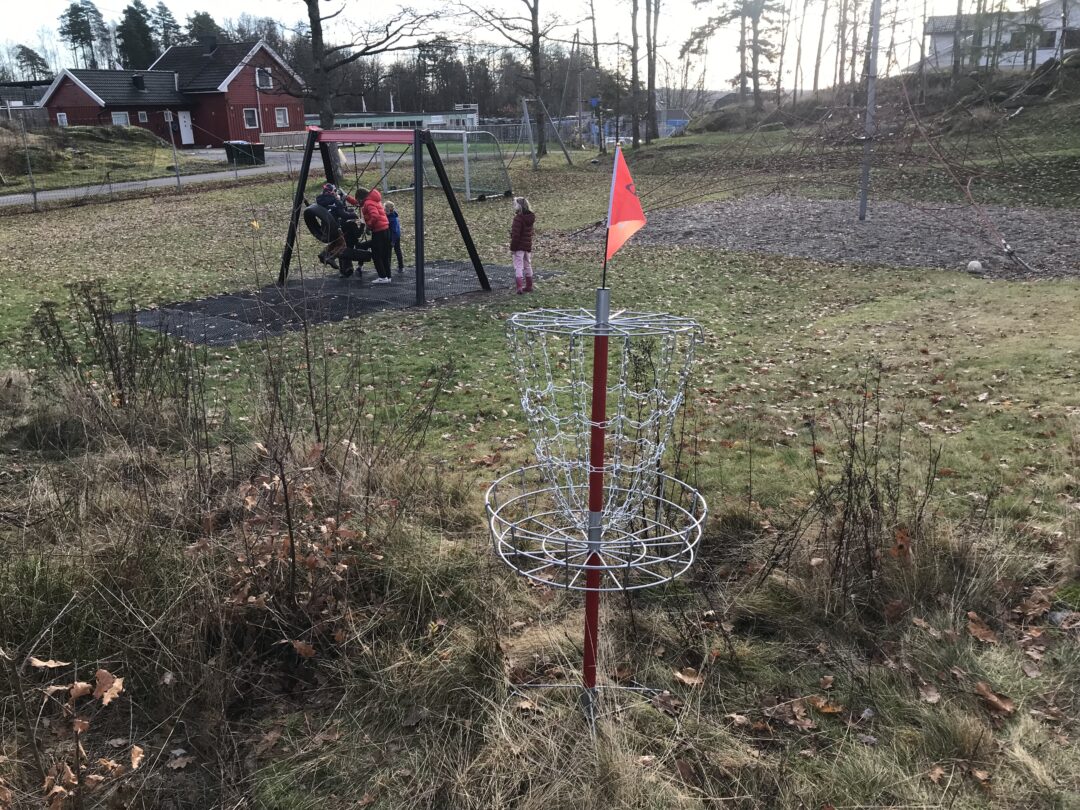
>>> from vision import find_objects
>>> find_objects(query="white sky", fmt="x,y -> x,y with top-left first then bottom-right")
4,0 -> 961,97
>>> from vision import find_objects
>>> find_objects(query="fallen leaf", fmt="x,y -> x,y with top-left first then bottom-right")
819,675 -> 834,690
966,612 -> 999,645
920,683 -> 942,704
130,746 -> 144,770
290,640 -> 316,658
1022,661 -> 1041,679
805,695 -> 845,714
167,755 -> 194,770
857,733 -> 878,746
673,667 -> 705,687
161,671 -> 175,686
888,526 -> 912,562
975,681 -> 1015,716
613,663 -> 634,682
884,599 -> 909,623
674,758 -> 697,785
928,765 -> 946,784
72,718 -> 89,734
97,758 -> 125,776
357,793 -> 377,807
637,755 -> 656,766
69,681 -> 92,702
911,617 -> 942,639
651,690 -> 684,717
29,658 -> 71,669
725,713 -> 751,727
93,669 -> 124,705
513,698 -> 542,713
255,727 -> 283,756
970,767 -> 991,783
105,738 -> 127,748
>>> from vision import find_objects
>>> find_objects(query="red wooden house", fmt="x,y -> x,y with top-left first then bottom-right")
41,38 -> 305,147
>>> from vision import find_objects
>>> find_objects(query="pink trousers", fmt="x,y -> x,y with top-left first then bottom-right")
512,250 -> 533,279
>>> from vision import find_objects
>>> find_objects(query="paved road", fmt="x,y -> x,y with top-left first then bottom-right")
0,149 -> 297,211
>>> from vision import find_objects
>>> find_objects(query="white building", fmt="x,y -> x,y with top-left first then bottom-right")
917,0 -> 1079,71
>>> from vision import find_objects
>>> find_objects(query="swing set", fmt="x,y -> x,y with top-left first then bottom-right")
278,127 -> 491,306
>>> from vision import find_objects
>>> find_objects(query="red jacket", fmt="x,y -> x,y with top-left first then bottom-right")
510,211 -> 535,252
362,188 -> 390,233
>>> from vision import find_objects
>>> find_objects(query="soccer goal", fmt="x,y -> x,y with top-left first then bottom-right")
278,127 -> 492,305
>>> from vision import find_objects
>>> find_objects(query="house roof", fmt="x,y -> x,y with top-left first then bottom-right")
40,69 -> 187,107
0,81 -> 52,106
149,40 -> 304,93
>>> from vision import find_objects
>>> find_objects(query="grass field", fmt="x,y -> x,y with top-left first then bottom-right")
0,125 -> 223,192
1,113 -> 1079,809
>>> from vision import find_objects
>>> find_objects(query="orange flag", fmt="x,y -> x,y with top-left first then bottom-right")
605,145 -> 646,262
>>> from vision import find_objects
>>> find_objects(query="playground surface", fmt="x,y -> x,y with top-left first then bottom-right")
131,261 -> 526,346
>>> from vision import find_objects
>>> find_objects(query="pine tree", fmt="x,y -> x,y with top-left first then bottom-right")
151,2 -> 183,52
116,0 -> 160,69
185,11 -> 225,43
59,2 -> 95,68
80,0 -> 111,68
15,45 -> 52,80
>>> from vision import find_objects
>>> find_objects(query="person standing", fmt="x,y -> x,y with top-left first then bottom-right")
509,196 -> 536,294
385,200 -> 405,272
360,187 -> 393,284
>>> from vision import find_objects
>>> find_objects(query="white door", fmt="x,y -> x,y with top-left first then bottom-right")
178,110 -> 194,145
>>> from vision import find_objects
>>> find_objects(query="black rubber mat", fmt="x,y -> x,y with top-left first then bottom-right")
132,261 -> 531,346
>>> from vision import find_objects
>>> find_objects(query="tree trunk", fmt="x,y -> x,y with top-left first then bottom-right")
631,0 -> 641,148
645,0 -> 660,141
952,0 -> 964,80
530,0 -> 547,157
776,0 -> 793,106
849,0 -> 861,96
837,0 -> 849,88
793,0 -> 809,103
305,0 -> 334,130
589,0 -> 606,153
813,0 -> 830,94
739,14 -> 749,101
751,12 -> 763,109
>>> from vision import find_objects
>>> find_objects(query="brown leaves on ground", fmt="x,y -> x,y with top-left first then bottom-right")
30,657 -> 71,669
651,690 -> 684,717
805,695 -> 845,714
966,612 -> 999,644
93,668 -> 124,705
888,526 -> 913,562
919,682 -> 942,704
673,667 -> 705,687
974,681 -> 1015,716
130,746 -> 145,770
289,639 -> 316,658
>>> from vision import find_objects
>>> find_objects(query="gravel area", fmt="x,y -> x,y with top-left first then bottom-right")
633,196 -> 1080,280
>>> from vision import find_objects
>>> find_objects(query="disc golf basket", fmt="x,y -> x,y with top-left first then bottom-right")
486,289 -> 706,720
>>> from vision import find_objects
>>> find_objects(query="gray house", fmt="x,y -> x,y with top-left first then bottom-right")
916,0 -> 1079,71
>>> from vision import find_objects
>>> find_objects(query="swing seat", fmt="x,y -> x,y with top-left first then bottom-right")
303,204 -> 341,244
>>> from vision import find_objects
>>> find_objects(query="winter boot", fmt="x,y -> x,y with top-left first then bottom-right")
524,275 -> 534,293
516,277 -> 524,294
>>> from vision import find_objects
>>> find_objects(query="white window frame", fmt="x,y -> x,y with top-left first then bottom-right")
242,108 -> 258,129
111,111 -> 130,126
274,107 -> 289,128
56,112 -> 69,127
256,68 -> 273,89
137,110 -> 148,123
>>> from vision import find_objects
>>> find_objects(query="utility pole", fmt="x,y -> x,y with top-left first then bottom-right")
165,111 -> 181,190
20,120 -> 38,212
858,0 -> 883,220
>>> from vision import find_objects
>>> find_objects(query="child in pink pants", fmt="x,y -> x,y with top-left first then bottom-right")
509,196 -> 536,294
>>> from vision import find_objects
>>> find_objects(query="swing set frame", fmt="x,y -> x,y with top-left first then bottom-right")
278,127 -> 491,306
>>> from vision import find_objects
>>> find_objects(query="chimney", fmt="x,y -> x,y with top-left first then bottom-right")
198,36 -> 218,55
132,74 -> 145,91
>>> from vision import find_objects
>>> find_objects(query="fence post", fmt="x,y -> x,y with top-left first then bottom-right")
413,129 -> 425,307
19,120 -> 39,213
461,131 -> 471,200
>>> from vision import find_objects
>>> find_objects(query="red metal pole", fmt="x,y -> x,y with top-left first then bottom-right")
582,288 -> 610,691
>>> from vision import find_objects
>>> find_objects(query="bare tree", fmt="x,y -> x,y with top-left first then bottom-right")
464,0 -> 558,157
813,0 -> 830,94
792,0 -> 810,102
303,1 -> 432,130
589,0 -> 606,153
631,0 -> 641,147
645,0 -> 661,141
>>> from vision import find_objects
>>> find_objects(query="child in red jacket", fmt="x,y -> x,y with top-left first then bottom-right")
359,187 -> 393,284
509,197 -> 535,294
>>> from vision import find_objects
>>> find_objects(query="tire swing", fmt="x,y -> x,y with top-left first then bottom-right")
303,204 -> 340,244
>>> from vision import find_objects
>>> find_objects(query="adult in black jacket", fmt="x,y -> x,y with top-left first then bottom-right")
315,184 -> 367,277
